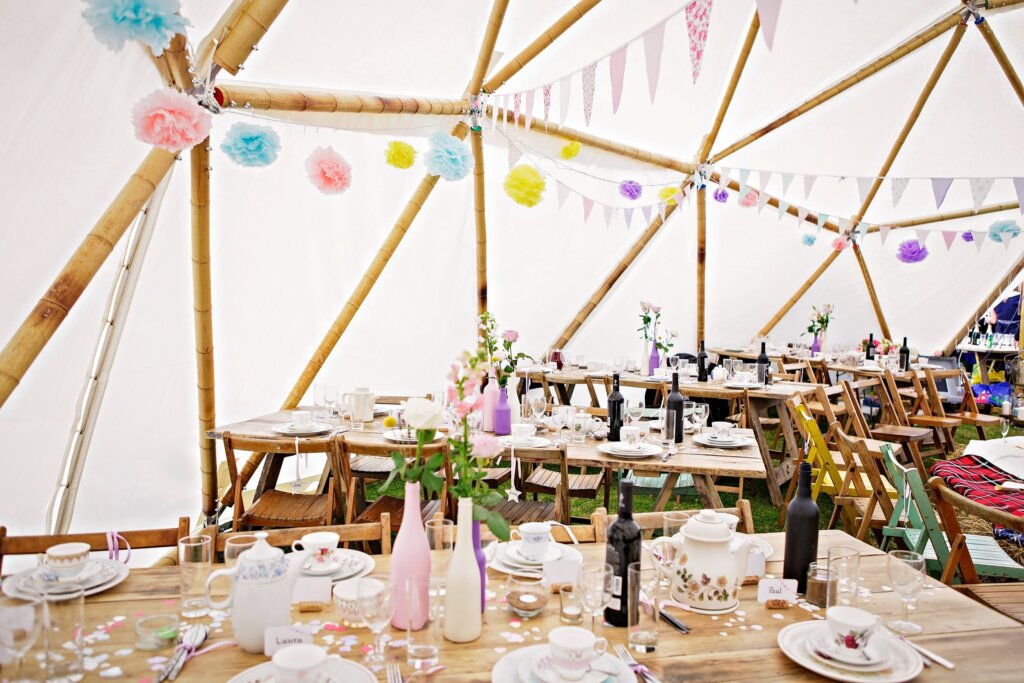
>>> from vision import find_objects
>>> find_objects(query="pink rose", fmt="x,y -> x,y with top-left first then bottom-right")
471,432 -> 502,458
650,305 -> 661,313
501,329 -> 519,343
446,385 -> 458,402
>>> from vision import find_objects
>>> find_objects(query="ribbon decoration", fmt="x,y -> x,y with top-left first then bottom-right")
106,531 -> 132,564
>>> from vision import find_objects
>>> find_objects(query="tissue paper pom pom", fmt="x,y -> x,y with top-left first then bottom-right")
619,180 -> 642,201
83,0 -> 189,55
561,141 -> 581,160
801,234 -> 817,246
504,165 -> 546,207
713,187 -> 729,203
220,122 -> 280,167
306,146 -> 352,195
988,219 -> 1021,243
832,236 -> 849,251
385,141 -> 416,169
962,231 -> 974,242
132,88 -> 211,151
739,190 -> 759,207
424,133 -> 473,181
897,239 -> 928,263
658,186 -> 680,205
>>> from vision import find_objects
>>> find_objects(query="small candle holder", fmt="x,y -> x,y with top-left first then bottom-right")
135,614 -> 180,651
505,575 -> 549,618
805,562 -> 837,608
559,585 -> 583,624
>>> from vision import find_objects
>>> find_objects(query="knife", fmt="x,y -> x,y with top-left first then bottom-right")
659,609 -> 691,634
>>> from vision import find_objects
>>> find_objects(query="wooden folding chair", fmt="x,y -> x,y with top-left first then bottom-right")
841,377 -> 930,475
494,445 -> 572,525
0,517 -> 190,573
924,367 -> 1001,439
209,519 -> 394,556
883,370 -> 960,457
591,500 -> 755,538
832,428 -> 897,541
345,393 -> 434,487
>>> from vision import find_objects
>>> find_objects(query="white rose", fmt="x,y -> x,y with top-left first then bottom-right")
403,397 -> 444,430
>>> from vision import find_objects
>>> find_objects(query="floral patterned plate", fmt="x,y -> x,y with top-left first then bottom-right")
777,621 -> 921,683
806,628 -> 894,672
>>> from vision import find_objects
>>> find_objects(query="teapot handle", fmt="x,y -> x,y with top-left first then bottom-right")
205,567 -> 236,611
648,537 -> 679,577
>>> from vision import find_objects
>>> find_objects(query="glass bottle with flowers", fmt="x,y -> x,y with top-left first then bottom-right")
656,328 -> 678,370
479,312 -> 532,435
638,301 -> 663,375
804,304 -> 834,355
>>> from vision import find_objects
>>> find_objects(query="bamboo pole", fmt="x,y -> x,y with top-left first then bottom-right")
482,0 -> 601,93
757,251 -> 843,337
146,33 -> 192,89
214,83 -> 471,116
699,11 -> 759,162
471,128 -> 488,315
943,249 -> 1024,354
696,187 -> 707,345
974,16 -> 1024,107
213,0 -> 289,75
866,201 -> 1020,232
468,0 -> 511,95
851,245 -> 891,339
709,7 -> 969,163
0,148 -> 177,410
191,140 -> 218,523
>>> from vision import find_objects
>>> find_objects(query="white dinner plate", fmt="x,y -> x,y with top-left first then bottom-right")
597,442 -> 663,459
4,559 -> 129,600
805,630 -> 894,672
227,655 -> 376,683
270,422 -> 337,437
725,382 -> 762,389
693,434 -> 752,449
382,429 -> 444,444
777,621 -> 922,683
503,542 -> 563,566
491,644 -> 634,683
733,532 -> 775,561
490,545 -> 582,577
290,550 -> 373,582
499,436 -> 553,449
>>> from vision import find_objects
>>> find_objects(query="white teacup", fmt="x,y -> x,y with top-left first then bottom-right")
510,521 -> 552,561
734,371 -> 753,384
272,644 -> 327,683
46,542 -> 90,578
290,410 -> 312,428
291,532 -> 339,564
710,366 -> 727,382
620,426 -> 641,447
511,423 -> 537,445
710,421 -> 734,439
826,606 -> 877,654
548,626 -> 608,681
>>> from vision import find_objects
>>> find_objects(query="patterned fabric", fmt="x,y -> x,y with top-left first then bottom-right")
581,63 -> 597,126
685,0 -> 713,83
931,454 -> 1024,520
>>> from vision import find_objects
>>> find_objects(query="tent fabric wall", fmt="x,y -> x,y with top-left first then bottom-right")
1,1 -> 1021,548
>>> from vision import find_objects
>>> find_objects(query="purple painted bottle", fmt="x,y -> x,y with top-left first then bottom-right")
648,344 -> 660,376
472,520 -> 486,612
811,333 -> 821,355
494,387 -> 512,436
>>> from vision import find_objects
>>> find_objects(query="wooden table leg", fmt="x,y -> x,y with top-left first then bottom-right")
692,474 -> 724,508
254,453 -> 284,500
653,473 -> 681,511
746,396 -> 787,506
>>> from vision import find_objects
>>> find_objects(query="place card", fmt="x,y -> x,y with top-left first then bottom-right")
264,626 -> 313,656
542,556 -> 582,589
757,578 -> 797,605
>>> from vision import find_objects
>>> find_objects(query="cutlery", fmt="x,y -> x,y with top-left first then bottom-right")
387,662 -> 404,683
659,609 -> 690,634
614,643 -> 662,683
893,635 -> 952,670
159,624 -> 209,682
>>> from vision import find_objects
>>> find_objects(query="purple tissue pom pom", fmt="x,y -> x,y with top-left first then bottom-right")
897,239 -> 928,263
619,180 -> 642,201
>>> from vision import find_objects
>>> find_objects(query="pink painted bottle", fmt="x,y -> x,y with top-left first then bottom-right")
482,369 -> 499,432
390,481 -> 430,630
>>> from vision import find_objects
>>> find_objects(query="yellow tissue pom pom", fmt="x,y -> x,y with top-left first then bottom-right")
659,186 -> 680,205
382,415 -> 397,429
560,140 -> 581,160
504,165 -> 546,207
385,141 -> 416,169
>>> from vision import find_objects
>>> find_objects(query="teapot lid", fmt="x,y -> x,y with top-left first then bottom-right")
239,531 -> 281,562
682,510 -> 733,542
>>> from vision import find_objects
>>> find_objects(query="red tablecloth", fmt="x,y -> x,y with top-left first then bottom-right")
931,454 -> 1024,518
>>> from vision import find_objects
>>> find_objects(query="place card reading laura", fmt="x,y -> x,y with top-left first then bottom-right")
264,626 -> 313,656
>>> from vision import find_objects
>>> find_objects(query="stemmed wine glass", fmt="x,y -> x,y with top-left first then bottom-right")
323,385 -> 339,420
579,562 -> 613,634
530,396 -> 547,425
692,403 -> 709,435
551,406 -> 568,445
0,595 -> 43,682
626,400 -> 644,426
1001,417 -> 1011,438
886,550 -> 925,635
357,574 -> 396,664
613,355 -> 627,373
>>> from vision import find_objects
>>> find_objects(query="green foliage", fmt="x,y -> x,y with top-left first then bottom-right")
382,429 -> 446,494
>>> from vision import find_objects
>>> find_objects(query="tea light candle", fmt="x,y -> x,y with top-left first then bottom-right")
559,586 -> 583,625
135,614 -> 180,651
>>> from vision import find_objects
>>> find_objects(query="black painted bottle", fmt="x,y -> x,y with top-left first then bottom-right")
865,333 -> 875,360
608,373 -> 624,442
783,462 -> 819,593
756,341 -> 770,385
899,337 -> 910,372
697,340 -> 708,382
604,480 -> 640,627
666,371 -> 685,444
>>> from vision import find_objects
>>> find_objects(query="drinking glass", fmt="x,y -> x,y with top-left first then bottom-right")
505,575 -> 548,617
550,407 -> 567,445
627,563 -> 660,653
425,519 -> 454,580
805,562 -> 835,608
580,562 -> 613,634
576,354 -> 586,370
357,574 -> 396,664
572,409 -> 588,443
661,409 -> 676,453
886,550 -> 925,635
662,511 -> 689,539
683,401 -> 695,430
323,385 -> 339,419
313,383 -> 329,420
559,586 -> 584,624
530,396 -> 547,423
692,403 -> 709,435
613,355 -> 627,373
39,587 -> 84,681
224,535 -> 258,567
178,535 -> 212,618
406,576 -> 442,671
679,359 -> 690,378
667,355 -> 679,371
0,595 -> 43,681
827,546 -> 860,609
1001,417 -> 1011,438
636,420 -> 651,444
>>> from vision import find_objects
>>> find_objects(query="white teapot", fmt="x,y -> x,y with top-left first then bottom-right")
649,510 -> 753,614
205,532 -> 307,653
343,387 -> 376,423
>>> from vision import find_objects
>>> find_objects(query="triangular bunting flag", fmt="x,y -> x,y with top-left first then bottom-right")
931,177 -> 954,209
719,167 -> 732,186
497,95 -> 507,129
673,192 -> 685,206
757,190 -> 769,212
658,202 -> 667,221
642,21 -> 666,102
508,144 -> 522,168
803,174 -> 818,200
777,200 -> 790,220
685,0 -> 713,83
942,231 -> 957,250
796,206 -> 809,225
1013,178 -> 1024,214
817,213 -> 829,230
581,63 -> 597,126
641,204 -> 653,224
759,170 -> 774,191
879,226 -> 890,245
582,197 -> 595,222
523,89 -> 535,130
603,204 -> 615,228
623,207 -> 634,228
738,168 -> 750,188
890,177 -> 909,208
1005,239 -> 1012,251
609,46 -> 628,114
975,233 -> 987,252
781,172 -> 794,195
512,92 -> 521,126
754,0 -> 783,50
916,229 -> 929,246
856,177 -> 874,206
969,177 -> 994,213
836,217 -> 852,233
558,76 -> 571,127
556,181 -> 571,209
490,95 -> 500,128
542,84 -> 552,127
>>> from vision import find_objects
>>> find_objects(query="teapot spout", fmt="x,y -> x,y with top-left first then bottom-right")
733,539 -> 754,584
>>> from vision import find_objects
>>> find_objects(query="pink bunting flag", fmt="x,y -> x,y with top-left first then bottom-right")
673,192 -> 685,206
556,181 -> 571,209
879,225 -> 891,245
969,177 -> 994,212
974,232 -> 987,252
931,177 -> 954,209
856,177 -> 874,206
603,204 -> 615,228
609,46 -> 628,114
641,204 -> 653,224
542,85 -> 552,127
890,177 -> 909,208
508,144 -> 522,168
803,174 -> 818,200
685,0 -> 714,83
581,63 -> 597,126
942,231 -> 957,250
754,0 -> 783,49
642,21 -> 666,102
523,90 -> 535,130
582,196 -> 595,222
623,207 -> 634,228
558,76 -> 571,127
1013,178 -> 1024,214
512,93 -> 521,126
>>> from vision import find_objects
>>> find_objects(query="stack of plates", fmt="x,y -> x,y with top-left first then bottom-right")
492,644 -> 633,683
490,542 -> 582,576
693,433 -> 751,449
597,442 -> 662,459
725,381 -> 762,389
382,429 -> 444,444
3,559 -> 129,600
271,421 -> 337,436
499,436 -> 553,449
777,621 -> 922,682
294,548 -> 374,582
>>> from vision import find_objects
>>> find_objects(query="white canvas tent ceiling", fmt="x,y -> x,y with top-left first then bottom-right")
0,0 -> 1021,545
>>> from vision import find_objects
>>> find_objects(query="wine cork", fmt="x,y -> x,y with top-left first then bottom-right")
766,599 -> 790,609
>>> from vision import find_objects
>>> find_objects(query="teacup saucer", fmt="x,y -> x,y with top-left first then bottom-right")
34,560 -> 103,587
808,627 -> 892,669
529,649 -> 615,683
302,551 -> 346,576
506,542 -> 562,565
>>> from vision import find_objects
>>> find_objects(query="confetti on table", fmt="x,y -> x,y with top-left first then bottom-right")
772,614 -> 785,620
115,649 -> 133,657
510,621 -> 522,629
739,625 -> 747,630
719,632 -> 728,637
138,678 -> 154,683
495,647 -> 507,654
132,611 -> 146,618
736,610 -> 746,616
147,657 -> 168,665
361,645 -> 374,655
323,623 -> 346,631
389,639 -> 408,649
161,599 -> 176,606
750,624 -> 763,631
100,666 -> 124,678
711,616 -> 718,621
812,614 -> 825,620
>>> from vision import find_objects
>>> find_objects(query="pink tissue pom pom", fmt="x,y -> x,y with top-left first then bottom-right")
831,236 -> 849,251
132,88 -> 211,151
306,146 -> 352,195
739,190 -> 758,207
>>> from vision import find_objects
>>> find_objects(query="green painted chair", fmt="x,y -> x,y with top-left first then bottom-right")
623,470 -> 694,501
879,443 -> 1024,581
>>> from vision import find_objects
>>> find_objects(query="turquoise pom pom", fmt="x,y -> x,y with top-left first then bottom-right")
83,0 -> 189,55
424,133 -> 473,181
221,122 -> 281,167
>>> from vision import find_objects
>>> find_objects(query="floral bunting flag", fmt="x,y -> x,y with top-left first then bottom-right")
969,177 -> 994,212
781,172 -> 794,195
556,180 -> 571,209
856,177 -> 873,206
879,225 -> 891,245
942,231 -> 957,250
1013,178 -> 1024,214
582,63 -> 597,126
642,21 -> 666,102
542,84 -> 552,127
803,174 -> 818,200
890,177 -> 909,207
523,90 -> 535,130
499,94 -> 509,129
558,75 -> 572,127
582,196 -> 595,222
754,0 -> 783,50
685,0 -> 714,83
609,45 -> 628,113
931,177 -> 954,209
512,93 -> 522,126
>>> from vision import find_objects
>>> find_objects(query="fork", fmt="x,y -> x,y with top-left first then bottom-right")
614,643 -> 662,683
387,662 -> 404,683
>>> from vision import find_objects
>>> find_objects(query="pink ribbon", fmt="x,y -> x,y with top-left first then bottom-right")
106,531 -> 131,564
181,640 -> 236,662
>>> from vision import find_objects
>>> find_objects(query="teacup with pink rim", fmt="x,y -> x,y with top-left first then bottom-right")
547,626 -> 608,681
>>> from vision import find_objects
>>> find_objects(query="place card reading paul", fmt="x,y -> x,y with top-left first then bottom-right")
757,578 -> 797,605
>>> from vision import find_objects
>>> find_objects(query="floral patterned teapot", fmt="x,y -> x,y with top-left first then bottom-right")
649,510 -> 753,614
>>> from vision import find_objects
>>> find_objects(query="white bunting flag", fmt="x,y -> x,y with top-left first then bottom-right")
916,229 -> 929,246
879,226 -> 891,245
738,168 -> 751,187
658,202 -> 667,222
623,207 -> 634,228
523,89 -> 535,130
603,204 -> 615,228
1005,238 -> 1012,252
719,167 -> 732,186
754,0 -> 783,50
796,206 -> 809,226
673,192 -> 685,206
969,177 -> 995,213
757,190 -> 769,212
759,170 -> 774,192
942,231 -> 957,250
890,177 -> 909,208
781,172 -> 794,195
777,200 -> 790,220
974,232 -> 986,252
856,177 -> 874,206
558,76 -> 571,127
508,144 -> 522,168
641,204 -> 653,225
582,196 -> 595,222
642,21 -> 666,102
931,177 -> 954,209
490,95 -> 500,128
498,95 -> 508,129
609,45 -> 628,114
1013,178 -> 1024,214
556,181 -> 571,209
837,217 -> 852,233
804,174 -> 818,200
